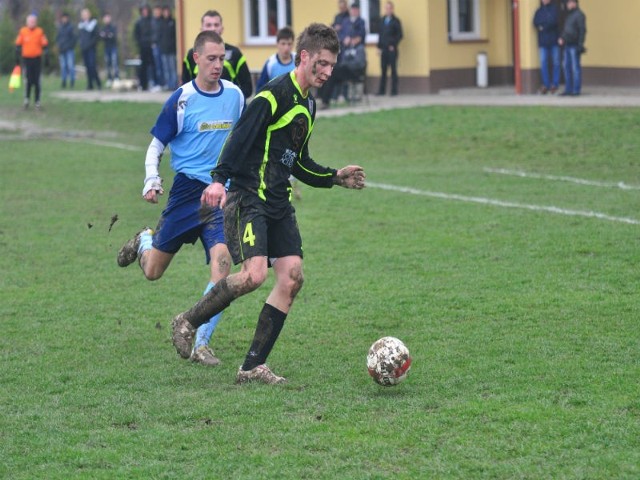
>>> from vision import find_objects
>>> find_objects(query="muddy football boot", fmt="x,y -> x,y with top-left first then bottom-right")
117,227 -> 152,267
190,345 -> 221,366
172,313 -> 196,359
235,364 -> 287,385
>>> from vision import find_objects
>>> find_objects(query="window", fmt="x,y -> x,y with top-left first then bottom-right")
448,0 -> 481,41
244,0 -> 292,45
360,0 -> 381,42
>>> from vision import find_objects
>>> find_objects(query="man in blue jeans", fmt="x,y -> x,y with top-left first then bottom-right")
533,0 -> 560,94
559,0 -> 586,96
99,13 -> 120,87
56,12 -> 76,89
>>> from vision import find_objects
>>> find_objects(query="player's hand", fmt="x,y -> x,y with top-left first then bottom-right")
142,176 -> 164,203
334,165 -> 366,190
201,181 -> 227,208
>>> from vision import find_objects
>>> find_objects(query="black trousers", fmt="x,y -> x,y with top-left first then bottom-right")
137,45 -> 154,90
379,48 -> 399,95
23,56 -> 42,102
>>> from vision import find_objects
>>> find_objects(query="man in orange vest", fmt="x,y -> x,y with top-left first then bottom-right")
15,13 -> 49,110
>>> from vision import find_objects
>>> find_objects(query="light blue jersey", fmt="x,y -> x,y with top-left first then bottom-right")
151,79 -> 243,184
255,52 -> 296,91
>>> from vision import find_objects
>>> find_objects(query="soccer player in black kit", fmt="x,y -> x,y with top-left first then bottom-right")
171,23 -> 366,385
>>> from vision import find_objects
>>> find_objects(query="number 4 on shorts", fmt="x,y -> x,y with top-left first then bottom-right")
243,222 -> 256,246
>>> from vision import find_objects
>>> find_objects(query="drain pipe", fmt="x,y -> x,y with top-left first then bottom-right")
512,0 -> 522,94
177,0 -> 185,72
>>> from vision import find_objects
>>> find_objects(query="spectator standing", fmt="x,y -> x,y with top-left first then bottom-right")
56,12 -> 76,89
151,5 -> 164,90
331,2 -> 366,101
159,6 -> 177,90
99,13 -> 120,87
332,0 -> 350,43
559,0 -> 586,96
533,0 -> 560,94
255,26 -> 296,91
78,8 -> 101,90
15,13 -> 49,110
320,35 -> 366,109
181,10 -> 253,100
377,1 -> 403,96
134,4 -> 154,91
340,3 -> 366,54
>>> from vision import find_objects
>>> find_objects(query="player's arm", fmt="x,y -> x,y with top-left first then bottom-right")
143,89 -> 182,203
333,165 -> 366,189
143,137 -> 165,203
293,148 -> 366,190
201,181 -> 226,209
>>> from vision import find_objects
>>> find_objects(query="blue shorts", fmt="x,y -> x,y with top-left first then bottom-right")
152,173 -> 224,264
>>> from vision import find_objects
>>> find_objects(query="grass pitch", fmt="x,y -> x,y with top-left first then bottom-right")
1,77 -> 640,478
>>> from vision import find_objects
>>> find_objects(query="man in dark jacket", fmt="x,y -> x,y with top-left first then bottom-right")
99,13 -> 119,85
181,10 -> 253,100
559,0 -> 586,96
159,6 -> 177,90
533,0 -> 560,94
134,4 -> 154,91
56,12 -> 76,88
376,1 -> 403,96
78,8 -> 101,90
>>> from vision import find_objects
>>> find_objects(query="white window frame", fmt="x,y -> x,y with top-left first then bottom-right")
243,0 -> 291,46
449,0 -> 481,41
358,0 -> 380,44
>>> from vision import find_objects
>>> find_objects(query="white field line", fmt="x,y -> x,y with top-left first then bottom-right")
484,167 -> 640,191
367,181 -> 640,225
60,136 -> 143,152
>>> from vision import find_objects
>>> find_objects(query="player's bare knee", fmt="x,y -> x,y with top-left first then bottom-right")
141,259 -> 164,281
233,268 -> 267,293
215,253 -> 231,277
246,268 -> 268,289
142,267 -> 162,281
287,265 -> 304,297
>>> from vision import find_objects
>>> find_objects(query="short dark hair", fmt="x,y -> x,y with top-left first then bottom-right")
194,30 -> 224,53
294,23 -> 340,66
277,26 -> 295,42
201,10 -> 222,23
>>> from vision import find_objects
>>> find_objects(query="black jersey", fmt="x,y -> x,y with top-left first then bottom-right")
212,71 -> 337,214
181,43 -> 253,99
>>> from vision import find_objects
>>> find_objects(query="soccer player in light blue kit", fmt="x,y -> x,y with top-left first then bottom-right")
255,26 -> 296,92
117,30 -> 243,366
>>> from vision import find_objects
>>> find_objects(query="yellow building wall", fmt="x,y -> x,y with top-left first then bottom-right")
428,0 -> 511,70
391,2 -> 430,77
178,1 -> 431,78
177,0 -> 640,86
585,1 -> 640,66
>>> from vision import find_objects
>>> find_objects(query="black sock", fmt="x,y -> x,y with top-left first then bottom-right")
241,303 -> 287,371
185,278 -> 235,328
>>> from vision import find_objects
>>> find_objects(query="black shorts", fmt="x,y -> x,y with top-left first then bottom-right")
223,190 -> 303,265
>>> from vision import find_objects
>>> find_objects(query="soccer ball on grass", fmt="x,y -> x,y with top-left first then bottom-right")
367,336 -> 412,386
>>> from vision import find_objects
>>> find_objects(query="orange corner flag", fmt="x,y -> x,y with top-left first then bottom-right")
9,65 -> 21,92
